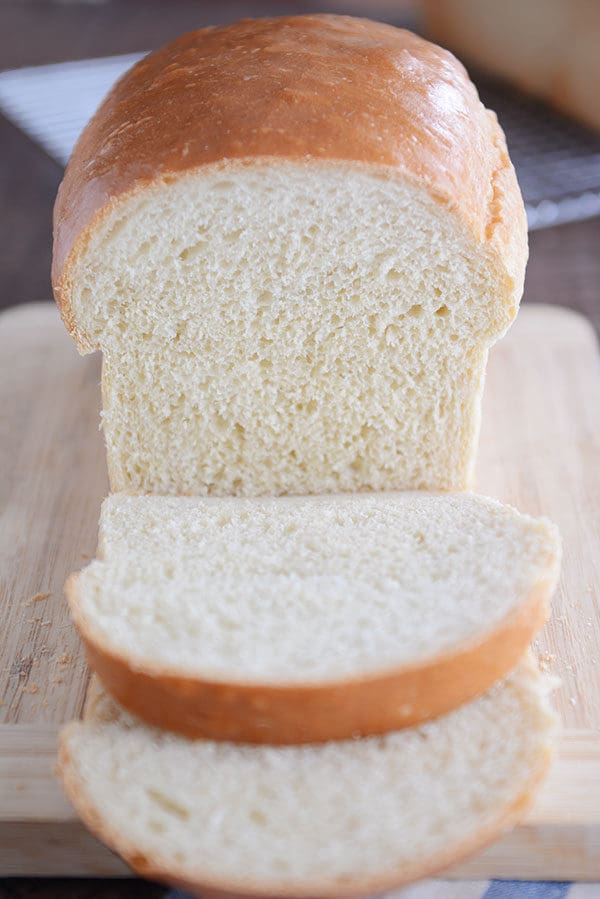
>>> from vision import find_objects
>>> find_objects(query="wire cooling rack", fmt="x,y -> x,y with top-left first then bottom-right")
0,54 -> 598,230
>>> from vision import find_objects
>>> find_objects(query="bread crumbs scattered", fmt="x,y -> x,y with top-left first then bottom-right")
54,676 -> 64,684
23,684 -> 39,694
30,592 -> 50,604
58,654 -> 72,666
538,651 -> 556,671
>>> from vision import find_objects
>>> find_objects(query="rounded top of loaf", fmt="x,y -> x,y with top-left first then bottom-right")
53,14 -> 526,319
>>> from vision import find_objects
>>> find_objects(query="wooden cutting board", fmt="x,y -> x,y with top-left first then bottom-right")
1,301 -> 599,880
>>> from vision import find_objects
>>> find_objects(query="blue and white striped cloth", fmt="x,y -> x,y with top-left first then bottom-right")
0,52 -> 598,899
163,886 -> 597,898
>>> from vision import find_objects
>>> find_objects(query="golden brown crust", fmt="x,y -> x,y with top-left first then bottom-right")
66,567 -> 555,744
52,14 -> 526,344
57,722 -> 553,898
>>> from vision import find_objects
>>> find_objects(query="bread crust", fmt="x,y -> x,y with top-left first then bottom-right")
52,14 -> 527,349
57,698 -> 554,898
65,562 -> 557,744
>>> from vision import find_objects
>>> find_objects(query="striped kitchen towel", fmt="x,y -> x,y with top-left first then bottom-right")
164,884 -> 597,898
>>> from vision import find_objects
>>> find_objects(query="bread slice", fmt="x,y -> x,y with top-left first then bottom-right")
59,663 -> 556,898
52,15 -> 527,497
67,492 -> 560,744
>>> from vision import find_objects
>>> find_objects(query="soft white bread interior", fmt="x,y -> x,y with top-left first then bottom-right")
67,492 -> 560,743
93,168 -> 515,496
52,16 -> 527,496
59,663 -> 556,898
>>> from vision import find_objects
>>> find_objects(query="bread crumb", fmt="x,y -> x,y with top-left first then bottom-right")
23,684 -> 39,695
58,654 -> 72,666
538,651 -> 556,671
81,553 -> 91,560
54,676 -> 64,684
30,592 -> 50,604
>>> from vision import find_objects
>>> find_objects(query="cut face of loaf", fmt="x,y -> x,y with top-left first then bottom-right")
59,663 -> 556,898
67,492 -> 560,743
52,16 -> 528,496
71,168 -> 516,496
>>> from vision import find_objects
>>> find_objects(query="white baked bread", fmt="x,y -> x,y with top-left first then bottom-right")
59,662 -> 556,898
66,492 -> 560,743
52,15 -> 527,496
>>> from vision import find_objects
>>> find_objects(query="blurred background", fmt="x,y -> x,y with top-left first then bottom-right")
0,0 -> 599,330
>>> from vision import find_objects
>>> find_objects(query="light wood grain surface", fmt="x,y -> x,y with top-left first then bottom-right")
476,303 -> 600,731
1,301 -> 599,879
1,303 -> 107,727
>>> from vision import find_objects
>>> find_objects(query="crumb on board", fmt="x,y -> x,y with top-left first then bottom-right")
29,592 -> 50,604
58,653 -> 72,666
54,676 -> 64,684
538,651 -> 556,671
81,553 -> 91,560
23,684 -> 39,695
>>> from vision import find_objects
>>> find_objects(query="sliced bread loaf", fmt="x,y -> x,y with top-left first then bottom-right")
67,492 -> 560,743
59,663 -> 556,898
52,15 -> 527,497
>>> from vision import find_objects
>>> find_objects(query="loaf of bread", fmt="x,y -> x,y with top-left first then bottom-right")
52,14 -> 527,496
424,0 -> 600,132
67,492 -> 560,743
59,663 -> 556,897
